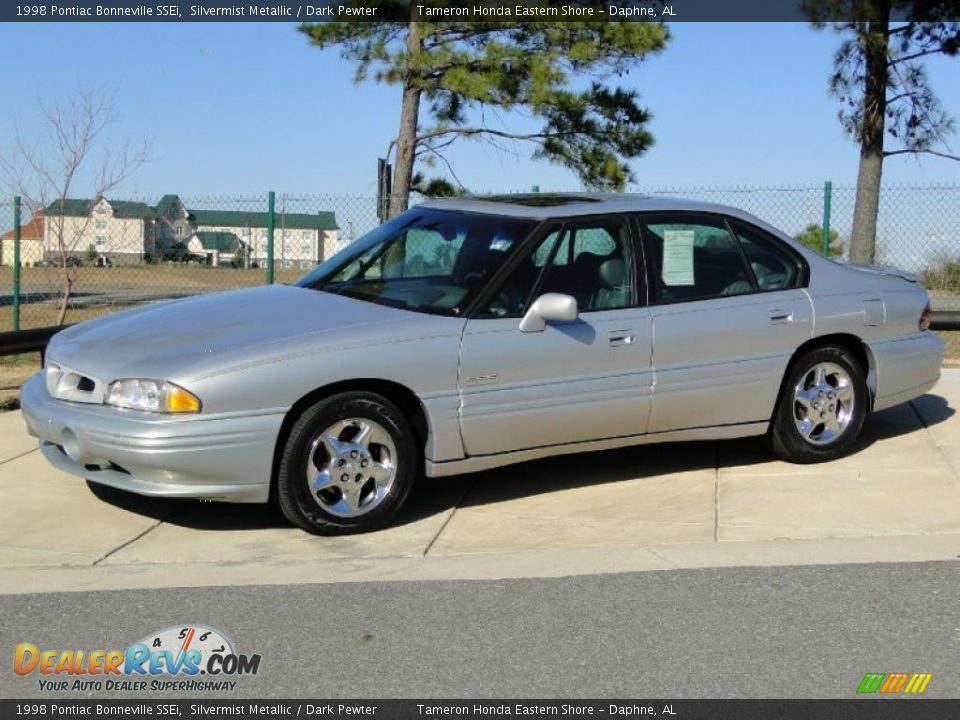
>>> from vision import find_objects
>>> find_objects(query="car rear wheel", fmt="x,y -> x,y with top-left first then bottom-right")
277,392 -> 417,534
769,345 -> 867,463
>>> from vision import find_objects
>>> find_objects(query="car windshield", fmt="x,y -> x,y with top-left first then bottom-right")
296,208 -> 539,315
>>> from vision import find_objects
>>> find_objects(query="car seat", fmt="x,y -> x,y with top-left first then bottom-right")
593,259 -> 631,309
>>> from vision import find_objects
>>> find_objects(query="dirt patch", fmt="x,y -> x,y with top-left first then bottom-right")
0,355 -> 41,411
0,265 -> 305,331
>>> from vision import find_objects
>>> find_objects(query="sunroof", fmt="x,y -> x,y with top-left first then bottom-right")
479,194 -> 602,207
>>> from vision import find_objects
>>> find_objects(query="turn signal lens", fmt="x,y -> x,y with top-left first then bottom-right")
919,303 -> 933,331
165,385 -> 202,413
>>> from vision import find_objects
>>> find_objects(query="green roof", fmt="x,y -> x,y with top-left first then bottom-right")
43,199 -> 95,216
190,209 -> 339,231
155,194 -> 184,217
44,198 -> 157,219
41,197 -> 339,231
193,231 -> 241,252
111,201 -> 156,219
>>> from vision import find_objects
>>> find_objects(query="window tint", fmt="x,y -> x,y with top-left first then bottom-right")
390,227 -> 466,278
478,219 -> 634,317
729,220 -> 799,291
642,216 -> 755,304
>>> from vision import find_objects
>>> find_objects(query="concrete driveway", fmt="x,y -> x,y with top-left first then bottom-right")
2,370 -> 960,594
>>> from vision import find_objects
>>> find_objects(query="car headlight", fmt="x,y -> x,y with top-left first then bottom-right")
105,379 -> 201,413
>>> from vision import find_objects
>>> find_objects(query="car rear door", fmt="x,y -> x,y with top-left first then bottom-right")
638,212 -> 813,433
457,215 -> 654,456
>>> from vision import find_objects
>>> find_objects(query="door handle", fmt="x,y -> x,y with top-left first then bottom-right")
608,330 -> 636,347
769,309 -> 793,325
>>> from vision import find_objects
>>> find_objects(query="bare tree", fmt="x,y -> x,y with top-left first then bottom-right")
0,89 -> 150,325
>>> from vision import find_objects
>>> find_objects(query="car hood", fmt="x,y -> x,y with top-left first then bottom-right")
47,284 -> 436,382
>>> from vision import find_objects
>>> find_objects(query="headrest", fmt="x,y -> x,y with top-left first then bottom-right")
574,251 -> 603,268
599,258 -> 626,289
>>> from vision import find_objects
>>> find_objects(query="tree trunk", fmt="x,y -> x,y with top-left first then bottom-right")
389,21 -> 422,218
848,7 -> 890,265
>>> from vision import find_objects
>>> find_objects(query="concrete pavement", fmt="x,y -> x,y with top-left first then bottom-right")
1,370 -> 959,594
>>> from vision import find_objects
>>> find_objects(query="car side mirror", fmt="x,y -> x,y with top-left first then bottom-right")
519,293 -> 579,333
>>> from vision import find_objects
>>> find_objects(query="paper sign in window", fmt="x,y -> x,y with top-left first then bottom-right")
661,230 -> 695,286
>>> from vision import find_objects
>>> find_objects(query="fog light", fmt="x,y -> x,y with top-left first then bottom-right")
60,428 -> 81,462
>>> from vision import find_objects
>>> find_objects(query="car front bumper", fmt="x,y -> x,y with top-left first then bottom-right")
20,373 -> 284,503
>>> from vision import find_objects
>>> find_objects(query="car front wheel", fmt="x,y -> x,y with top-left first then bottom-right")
769,345 -> 867,463
276,391 -> 417,534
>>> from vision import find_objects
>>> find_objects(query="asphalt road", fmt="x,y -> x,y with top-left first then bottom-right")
1,561 -> 957,699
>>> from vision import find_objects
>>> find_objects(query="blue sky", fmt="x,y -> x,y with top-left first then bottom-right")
0,21 -> 958,199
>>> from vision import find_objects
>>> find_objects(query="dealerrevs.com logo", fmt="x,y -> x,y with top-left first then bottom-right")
14,625 -> 261,692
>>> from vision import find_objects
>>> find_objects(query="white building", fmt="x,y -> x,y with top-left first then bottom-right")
38,195 -> 339,267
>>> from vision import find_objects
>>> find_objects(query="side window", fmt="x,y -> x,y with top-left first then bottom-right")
532,230 -> 565,268
477,229 -> 562,318
477,219 -> 634,317
642,216 -> 755,304
728,220 -> 799,291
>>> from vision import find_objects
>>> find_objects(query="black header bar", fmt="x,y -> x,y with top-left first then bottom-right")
2,0 -> 954,23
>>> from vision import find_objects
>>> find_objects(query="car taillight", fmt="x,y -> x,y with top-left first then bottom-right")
919,303 -> 933,331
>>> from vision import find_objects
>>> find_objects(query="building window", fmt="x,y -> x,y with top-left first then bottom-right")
94,220 -> 107,230
301,230 -> 311,241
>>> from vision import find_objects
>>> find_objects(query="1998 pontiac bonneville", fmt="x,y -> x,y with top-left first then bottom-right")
21,194 -> 944,534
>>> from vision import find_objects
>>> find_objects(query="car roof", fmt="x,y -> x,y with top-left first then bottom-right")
417,193 -> 739,220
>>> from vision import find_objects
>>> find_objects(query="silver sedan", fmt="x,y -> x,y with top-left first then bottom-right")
21,194 -> 944,534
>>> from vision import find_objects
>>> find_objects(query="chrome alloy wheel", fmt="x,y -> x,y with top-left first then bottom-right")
305,418 -> 398,517
792,362 -> 855,446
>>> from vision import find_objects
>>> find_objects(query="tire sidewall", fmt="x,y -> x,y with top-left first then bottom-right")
773,346 -> 867,463
281,393 -> 417,533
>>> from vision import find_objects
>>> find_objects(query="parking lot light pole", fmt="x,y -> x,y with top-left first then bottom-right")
12,196 -> 21,332
821,181 -> 832,257
266,191 -> 275,285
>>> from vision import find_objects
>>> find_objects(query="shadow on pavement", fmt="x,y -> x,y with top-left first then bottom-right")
85,393 -> 954,533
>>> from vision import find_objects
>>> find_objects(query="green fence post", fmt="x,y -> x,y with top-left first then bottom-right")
12,196 -> 21,332
266,191 -> 275,285
821,181 -> 832,257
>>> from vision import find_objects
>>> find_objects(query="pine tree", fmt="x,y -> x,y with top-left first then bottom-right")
300,14 -> 668,215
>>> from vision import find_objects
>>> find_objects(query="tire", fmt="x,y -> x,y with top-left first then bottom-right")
768,344 -> 868,464
276,391 -> 417,535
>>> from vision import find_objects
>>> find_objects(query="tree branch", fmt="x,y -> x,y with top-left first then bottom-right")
883,148 -> 960,161
888,48 -> 946,66
415,126 -> 574,144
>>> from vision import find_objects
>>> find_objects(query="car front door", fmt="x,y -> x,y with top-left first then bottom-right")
458,216 -> 654,457
638,212 -> 813,433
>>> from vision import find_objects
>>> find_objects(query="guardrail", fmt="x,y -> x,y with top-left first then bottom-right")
0,325 -> 65,361
933,311 -> 960,331
0,312 -> 958,361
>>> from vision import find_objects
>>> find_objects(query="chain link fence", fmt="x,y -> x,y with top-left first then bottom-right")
636,183 -> 960,358
1,185 -> 958,355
